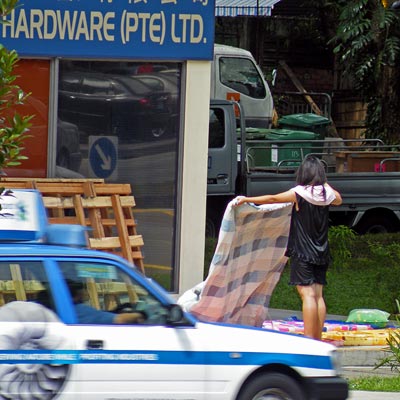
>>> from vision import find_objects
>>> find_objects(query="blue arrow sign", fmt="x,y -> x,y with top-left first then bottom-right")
89,137 -> 118,179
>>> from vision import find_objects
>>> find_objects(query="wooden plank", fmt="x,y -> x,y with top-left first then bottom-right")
81,196 -> 135,208
279,60 -> 323,115
101,219 -> 137,227
89,235 -> 144,249
121,200 -> 145,273
73,194 -> 87,226
86,278 -> 100,310
10,264 -> 26,301
1,177 -> 103,183
279,60 -> 340,138
335,120 -> 366,128
1,180 -> 134,198
0,282 -> 5,306
91,184 -> 133,196
43,196 -> 135,209
112,194 -> 133,265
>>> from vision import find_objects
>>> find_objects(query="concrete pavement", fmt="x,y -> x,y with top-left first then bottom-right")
349,391 -> 399,399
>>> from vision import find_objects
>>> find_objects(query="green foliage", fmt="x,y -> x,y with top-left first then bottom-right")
0,0 -> 19,17
0,2 -> 31,170
348,375 -> 400,392
330,0 -> 400,144
375,329 -> 400,372
328,225 -> 357,266
375,300 -> 400,373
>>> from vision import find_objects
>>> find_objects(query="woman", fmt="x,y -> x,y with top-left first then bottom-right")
234,156 -> 342,340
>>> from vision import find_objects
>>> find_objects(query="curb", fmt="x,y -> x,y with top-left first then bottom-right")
337,345 -> 398,379
337,345 -> 387,367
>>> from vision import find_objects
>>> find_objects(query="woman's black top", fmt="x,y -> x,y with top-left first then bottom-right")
284,193 -> 331,265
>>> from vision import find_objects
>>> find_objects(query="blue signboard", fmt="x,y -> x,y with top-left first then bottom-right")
89,136 -> 118,179
0,0 -> 215,60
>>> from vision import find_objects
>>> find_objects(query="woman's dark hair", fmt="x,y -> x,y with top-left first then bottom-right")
296,156 -> 327,199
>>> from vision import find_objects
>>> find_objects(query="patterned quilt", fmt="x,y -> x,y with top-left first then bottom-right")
189,200 -> 292,327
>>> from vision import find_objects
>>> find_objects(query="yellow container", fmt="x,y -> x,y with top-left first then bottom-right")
322,329 -> 396,346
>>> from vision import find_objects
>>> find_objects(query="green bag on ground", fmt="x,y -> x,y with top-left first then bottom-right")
346,309 -> 390,328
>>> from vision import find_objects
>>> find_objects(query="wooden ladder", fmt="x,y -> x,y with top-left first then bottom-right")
0,178 -> 145,274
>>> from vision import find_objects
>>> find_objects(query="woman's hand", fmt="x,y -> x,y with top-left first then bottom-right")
233,196 -> 247,207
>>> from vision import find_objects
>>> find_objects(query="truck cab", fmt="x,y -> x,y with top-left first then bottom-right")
212,44 -> 274,128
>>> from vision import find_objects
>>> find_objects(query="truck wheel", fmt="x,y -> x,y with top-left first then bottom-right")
237,373 -> 306,400
355,214 -> 399,234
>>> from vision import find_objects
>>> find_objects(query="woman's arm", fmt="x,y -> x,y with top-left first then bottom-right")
234,190 -> 296,207
331,189 -> 342,206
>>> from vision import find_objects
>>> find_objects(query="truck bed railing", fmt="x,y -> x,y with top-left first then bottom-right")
244,138 -> 400,174
272,91 -> 332,118
378,158 -> 400,172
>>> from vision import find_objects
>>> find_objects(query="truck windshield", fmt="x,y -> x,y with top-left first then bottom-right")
219,57 -> 266,99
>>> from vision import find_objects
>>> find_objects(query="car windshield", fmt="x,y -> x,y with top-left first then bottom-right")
219,57 -> 266,99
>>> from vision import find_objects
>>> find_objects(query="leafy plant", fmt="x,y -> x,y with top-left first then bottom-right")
328,225 -> 357,268
0,1 -> 32,170
375,299 -> 400,373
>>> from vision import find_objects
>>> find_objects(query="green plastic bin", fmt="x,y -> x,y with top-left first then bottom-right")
237,127 -> 272,167
278,113 -> 331,139
236,127 -> 269,139
265,129 -> 317,167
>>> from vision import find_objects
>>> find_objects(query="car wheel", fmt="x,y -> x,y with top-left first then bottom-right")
0,302 -> 72,400
237,373 -> 306,400
151,127 -> 167,139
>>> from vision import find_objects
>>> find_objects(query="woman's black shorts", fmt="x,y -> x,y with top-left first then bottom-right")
289,256 -> 328,286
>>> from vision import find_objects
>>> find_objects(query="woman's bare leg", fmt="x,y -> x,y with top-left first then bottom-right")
296,284 -> 325,340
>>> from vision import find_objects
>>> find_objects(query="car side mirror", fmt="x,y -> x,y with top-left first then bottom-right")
166,304 -> 188,326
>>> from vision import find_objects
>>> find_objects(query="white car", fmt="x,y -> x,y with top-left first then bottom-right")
0,190 -> 348,400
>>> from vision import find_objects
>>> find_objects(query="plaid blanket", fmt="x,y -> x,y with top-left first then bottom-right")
189,200 -> 292,327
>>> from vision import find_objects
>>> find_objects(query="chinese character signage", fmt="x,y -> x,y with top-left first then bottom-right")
0,0 -> 215,60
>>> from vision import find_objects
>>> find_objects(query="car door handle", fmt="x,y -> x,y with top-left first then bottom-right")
217,174 -> 228,184
86,340 -> 104,349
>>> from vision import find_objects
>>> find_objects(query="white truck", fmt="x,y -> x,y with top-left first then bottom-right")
212,43 -> 274,128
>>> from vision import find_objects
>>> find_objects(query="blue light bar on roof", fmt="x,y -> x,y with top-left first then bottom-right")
45,224 -> 89,248
0,189 -> 48,241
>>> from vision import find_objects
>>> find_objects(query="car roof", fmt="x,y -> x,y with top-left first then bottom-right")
0,241 -> 124,261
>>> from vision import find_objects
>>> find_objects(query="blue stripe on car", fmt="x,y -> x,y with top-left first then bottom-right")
0,350 -> 332,369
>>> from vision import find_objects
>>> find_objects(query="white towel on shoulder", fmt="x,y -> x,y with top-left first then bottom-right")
292,184 -> 336,206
